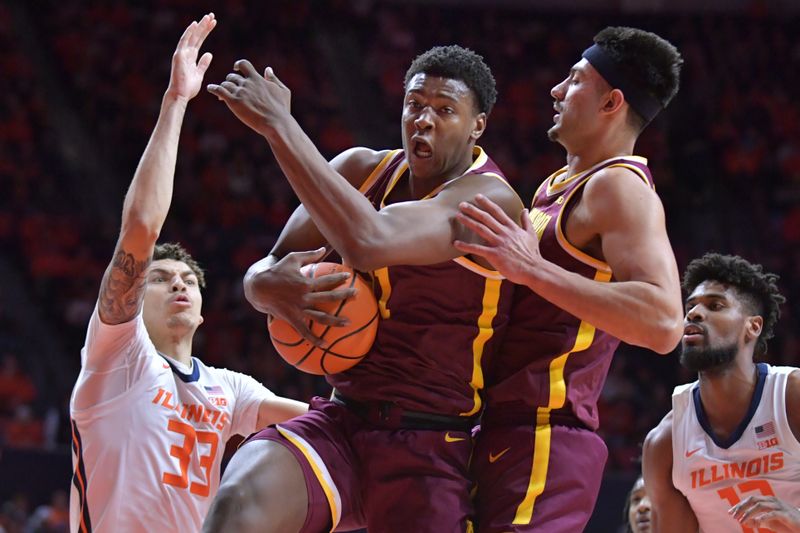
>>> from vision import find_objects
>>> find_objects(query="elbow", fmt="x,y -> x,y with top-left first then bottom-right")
119,217 -> 161,247
339,236 -> 386,272
242,270 -> 259,307
648,315 -> 683,355
242,258 -> 276,310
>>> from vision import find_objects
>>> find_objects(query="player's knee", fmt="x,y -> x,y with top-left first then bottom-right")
205,439 -> 309,533
203,481 -> 252,532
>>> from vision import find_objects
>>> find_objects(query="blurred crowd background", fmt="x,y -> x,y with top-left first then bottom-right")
2,0 -> 799,531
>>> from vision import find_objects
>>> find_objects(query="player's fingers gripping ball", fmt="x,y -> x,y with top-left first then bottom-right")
268,262 -> 379,375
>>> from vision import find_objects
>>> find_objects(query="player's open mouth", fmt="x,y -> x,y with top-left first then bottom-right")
683,323 -> 705,342
171,295 -> 191,306
412,138 -> 433,159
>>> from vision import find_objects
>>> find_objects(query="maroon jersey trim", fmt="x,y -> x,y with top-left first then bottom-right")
462,276 -> 504,416
513,269 -> 613,523
358,149 -> 401,194
275,424 -> 342,529
553,157 -> 653,273
544,155 -> 649,197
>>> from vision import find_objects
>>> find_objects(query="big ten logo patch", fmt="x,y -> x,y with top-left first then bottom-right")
757,437 -> 779,450
204,385 -> 228,407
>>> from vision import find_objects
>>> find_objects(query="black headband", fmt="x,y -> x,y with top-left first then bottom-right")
582,44 -> 663,124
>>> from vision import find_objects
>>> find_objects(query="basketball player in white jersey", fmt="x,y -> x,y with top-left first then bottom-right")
644,253 -> 800,532
69,14 -> 308,532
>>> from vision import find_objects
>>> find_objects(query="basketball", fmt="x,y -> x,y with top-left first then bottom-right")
267,262 -> 379,375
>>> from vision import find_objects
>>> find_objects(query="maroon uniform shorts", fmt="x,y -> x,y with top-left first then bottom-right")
248,396 -> 475,533
471,422 -> 607,532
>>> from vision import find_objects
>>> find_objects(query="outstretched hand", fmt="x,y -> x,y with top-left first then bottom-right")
207,60 -> 291,136
730,495 -> 800,532
453,194 -> 541,284
166,13 -> 216,102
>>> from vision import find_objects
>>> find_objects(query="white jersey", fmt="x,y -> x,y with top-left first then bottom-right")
672,364 -> 800,533
69,306 -> 275,533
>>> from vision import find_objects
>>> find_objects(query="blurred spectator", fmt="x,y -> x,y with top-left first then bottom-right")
24,490 -> 68,533
0,355 -> 36,417
3,405 -> 44,449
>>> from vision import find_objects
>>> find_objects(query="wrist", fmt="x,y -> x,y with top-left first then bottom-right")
520,254 -> 551,289
261,111 -> 293,142
162,89 -> 191,108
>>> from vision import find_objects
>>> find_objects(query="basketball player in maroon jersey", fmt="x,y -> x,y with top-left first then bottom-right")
453,27 -> 685,532
203,47 -> 522,532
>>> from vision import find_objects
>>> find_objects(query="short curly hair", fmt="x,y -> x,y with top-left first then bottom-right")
593,26 -> 683,131
682,253 -> 785,357
153,242 -> 206,289
404,45 -> 497,115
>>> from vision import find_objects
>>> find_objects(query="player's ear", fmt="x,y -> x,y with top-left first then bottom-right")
471,112 -> 487,141
603,88 -> 626,115
744,315 -> 763,343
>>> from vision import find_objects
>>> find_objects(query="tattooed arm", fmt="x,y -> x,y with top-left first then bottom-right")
97,14 -> 216,325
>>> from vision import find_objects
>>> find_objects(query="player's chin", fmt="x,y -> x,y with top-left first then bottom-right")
407,156 -> 437,178
166,312 -> 201,329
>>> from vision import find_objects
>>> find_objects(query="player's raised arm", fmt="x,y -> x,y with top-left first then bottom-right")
96,14 -> 215,328
209,60 -> 523,273
642,413 -> 700,533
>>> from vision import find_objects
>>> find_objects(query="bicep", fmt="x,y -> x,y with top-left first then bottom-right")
97,240 -> 152,326
643,423 -> 699,532
365,177 -> 523,267
595,181 -> 678,288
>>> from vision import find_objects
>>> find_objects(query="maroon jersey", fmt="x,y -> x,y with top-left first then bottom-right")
483,156 -> 655,430
327,147 -> 515,417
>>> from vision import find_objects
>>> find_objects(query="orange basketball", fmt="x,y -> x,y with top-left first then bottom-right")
267,262 -> 379,375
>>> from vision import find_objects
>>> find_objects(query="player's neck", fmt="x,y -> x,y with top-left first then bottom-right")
697,360 -> 759,440
407,150 -> 475,200
562,136 -> 636,180
152,333 -> 194,366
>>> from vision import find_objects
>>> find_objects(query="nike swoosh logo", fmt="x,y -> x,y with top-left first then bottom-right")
685,447 -> 702,458
444,432 -> 466,443
489,447 -> 511,463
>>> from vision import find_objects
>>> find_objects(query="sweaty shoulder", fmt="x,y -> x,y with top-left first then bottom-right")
330,147 -> 393,189
580,164 -> 664,231
439,171 -> 524,220
583,164 -> 657,205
